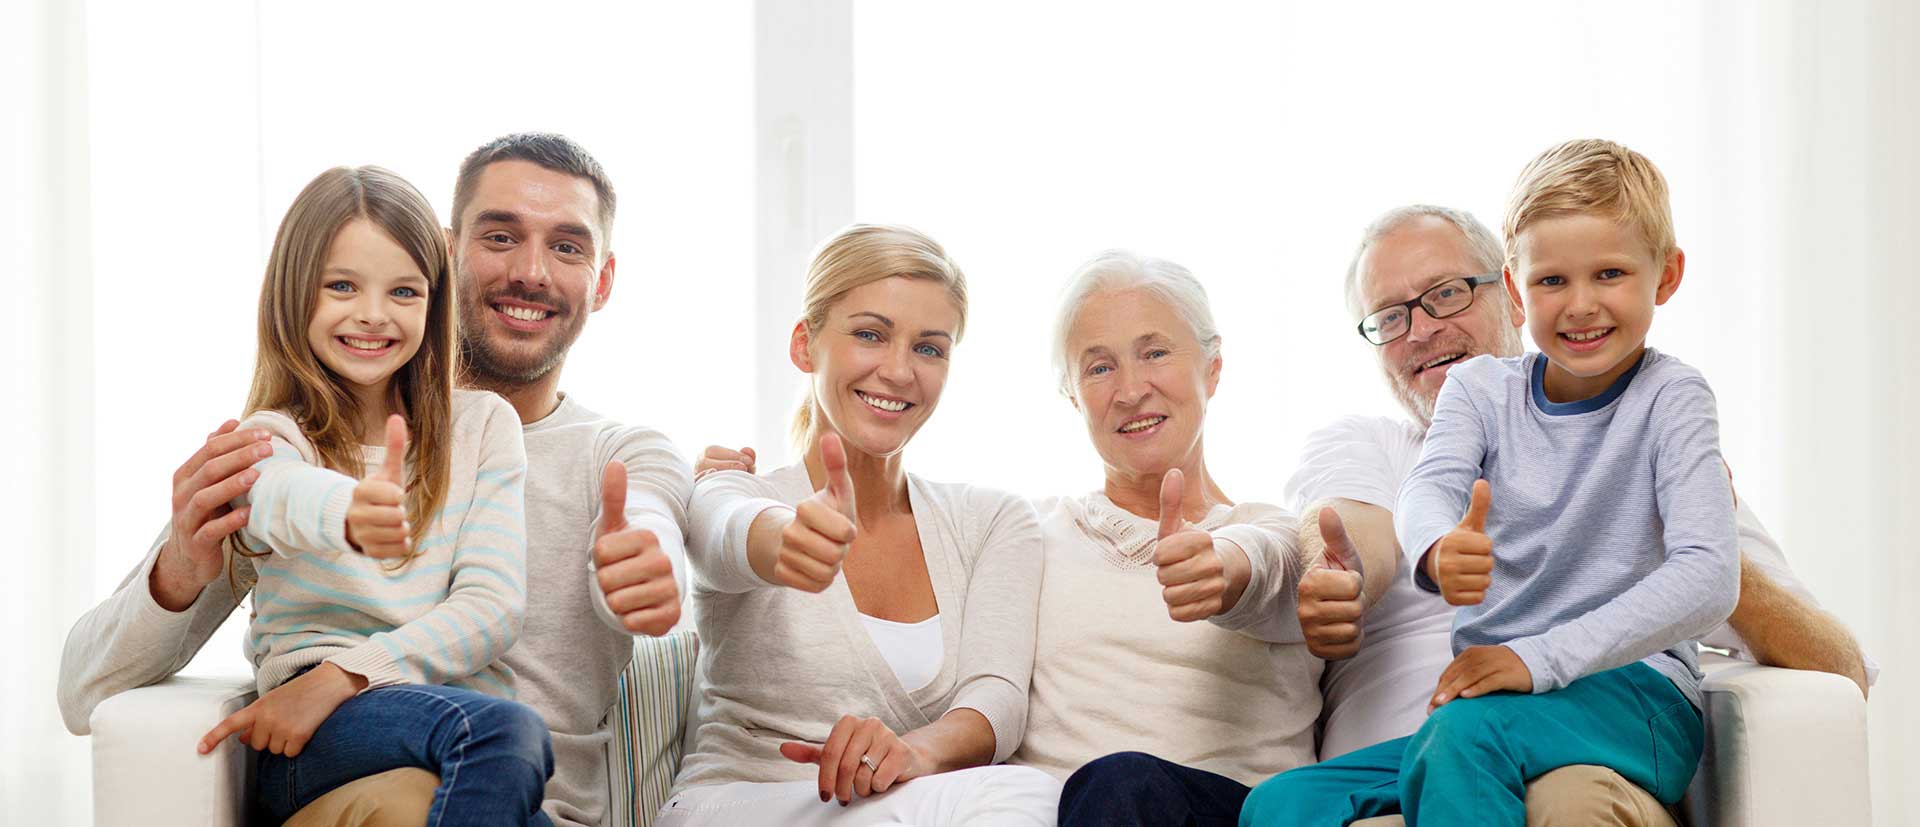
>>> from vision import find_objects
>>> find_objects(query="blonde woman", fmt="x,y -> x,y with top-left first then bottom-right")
664,225 -> 1058,826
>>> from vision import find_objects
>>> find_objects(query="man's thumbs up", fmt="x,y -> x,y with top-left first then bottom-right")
774,432 -> 860,593
347,414 -> 411,559
1431,479 -> 1494,605
592,460 -> 681,636
1298,507 -> 1367,659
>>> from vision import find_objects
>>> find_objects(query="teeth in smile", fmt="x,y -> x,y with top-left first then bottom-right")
857,391 -> 910,413
1420,353 -> 1464,371
1564,329 -> 1610,342
1119,416 -> 1166,433
498,305 -> 551,322
342,337 -> 390,350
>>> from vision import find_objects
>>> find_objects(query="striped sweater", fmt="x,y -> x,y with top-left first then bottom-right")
237,388 -> 529,697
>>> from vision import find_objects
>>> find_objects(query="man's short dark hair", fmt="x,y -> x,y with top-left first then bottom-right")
449,132 -> 616,251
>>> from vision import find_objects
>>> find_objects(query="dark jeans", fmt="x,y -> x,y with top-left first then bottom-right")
1059,751 -> 1253,827
257,680 -> 555,827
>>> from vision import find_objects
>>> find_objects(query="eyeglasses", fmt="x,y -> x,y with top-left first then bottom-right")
1356,273 -> 1503,346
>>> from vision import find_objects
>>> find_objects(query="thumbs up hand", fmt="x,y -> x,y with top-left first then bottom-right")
1297,506 -> 1368,659
775,433 -> 859,593
346,414 -> 411,559
1430,479 -> 1493,606
1153,469 -> 1229,623
593,461 -> 681,635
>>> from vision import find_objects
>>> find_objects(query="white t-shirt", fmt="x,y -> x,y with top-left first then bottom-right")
859,612 -> 945,693
1285,414 -> 1877,760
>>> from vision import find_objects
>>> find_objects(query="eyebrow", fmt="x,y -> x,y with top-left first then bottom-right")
850,311 -> 952,341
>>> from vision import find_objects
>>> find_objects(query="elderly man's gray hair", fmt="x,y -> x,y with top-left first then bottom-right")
1053,250 -> 1223,400
1344,205 -> 1505,319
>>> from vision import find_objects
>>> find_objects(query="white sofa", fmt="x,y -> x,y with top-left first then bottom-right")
89,647 -> 1868,826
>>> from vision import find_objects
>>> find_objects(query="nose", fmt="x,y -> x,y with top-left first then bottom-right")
507,242 -> 551,291
1566,280 -> 1600,320
1407,304 -> 1446,343
353,292 -> 391,328
1113,366 -> 1151,408
877,344 -> 914,386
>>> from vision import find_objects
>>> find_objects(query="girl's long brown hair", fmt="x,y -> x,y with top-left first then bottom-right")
229,166 -> 455,567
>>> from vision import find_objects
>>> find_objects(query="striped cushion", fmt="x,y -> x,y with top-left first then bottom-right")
606,629 -> 700,827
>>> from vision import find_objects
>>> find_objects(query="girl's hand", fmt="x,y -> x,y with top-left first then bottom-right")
347,415 -> 410,559
198,662 -> 366,756
694,445 -> 757,481
779,715 -> 928,805
1428,644 -> 1532,713
775,433 -> 857,593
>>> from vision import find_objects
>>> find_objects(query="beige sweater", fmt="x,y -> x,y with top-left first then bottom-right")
1010,493 -> 1323,786
676,463 -> 1043,793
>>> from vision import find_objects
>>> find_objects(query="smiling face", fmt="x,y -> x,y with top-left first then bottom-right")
1356,215 -> 1522,426
1506,212 -> 1683,402
1066,287 -> 1220,479
792,276 -> 960,458
453,159 -> 613,386
304,218 -> 431,410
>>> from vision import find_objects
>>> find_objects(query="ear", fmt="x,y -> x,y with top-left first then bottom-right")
590,253 -> 617,312
789,320 -> 815,373
1502,267 -> 1527,328
1653,247 -> 1685,306
1203,344 -> 1223,400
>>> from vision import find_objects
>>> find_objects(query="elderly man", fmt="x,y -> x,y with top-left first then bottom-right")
59,133 -> 692,827
1284,204 -> 1873,825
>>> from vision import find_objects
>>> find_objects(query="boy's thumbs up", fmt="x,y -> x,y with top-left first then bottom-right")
1459,479 -> 1491,532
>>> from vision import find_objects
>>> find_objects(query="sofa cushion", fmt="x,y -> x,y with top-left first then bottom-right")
606,629 -> 700,827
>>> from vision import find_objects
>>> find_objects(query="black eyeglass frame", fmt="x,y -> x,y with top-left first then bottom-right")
1355,272 -> 1504,346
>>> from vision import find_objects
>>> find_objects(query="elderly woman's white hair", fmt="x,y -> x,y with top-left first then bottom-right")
1052,250 -> 1223,400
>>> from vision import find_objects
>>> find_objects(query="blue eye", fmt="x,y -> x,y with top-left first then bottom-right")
391,286 -> 420,299
915,343 -> 945,358
1599,268 -> 1626,280
1088,363 -> 1112,376
325,280 -> 355,294
1540,276 -> 1565,287
1146,349 -> 1169,360
854,330 -> 881,342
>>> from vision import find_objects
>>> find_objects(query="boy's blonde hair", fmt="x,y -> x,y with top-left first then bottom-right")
1503,139 -> 1675,266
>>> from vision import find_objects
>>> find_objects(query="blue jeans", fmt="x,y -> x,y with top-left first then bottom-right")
1060,751 -> 1253,827
257,680 -> 555,827
1241,662 -> 1702,827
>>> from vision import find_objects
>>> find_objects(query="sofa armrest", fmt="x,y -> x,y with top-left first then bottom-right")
1682,657 -> 1870,827
91,675 -> 259,827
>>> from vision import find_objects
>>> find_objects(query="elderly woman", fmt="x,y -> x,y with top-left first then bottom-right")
665,225 -> 1060,826
1013,251 -> 1324,827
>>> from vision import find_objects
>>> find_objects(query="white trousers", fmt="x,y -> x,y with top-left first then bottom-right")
655,764 -> 1063,827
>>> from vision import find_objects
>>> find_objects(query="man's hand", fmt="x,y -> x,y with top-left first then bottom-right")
198,662 -> 365,756
1429,480 -> 1493,606
153,421 -> 271,611
1428,644 -> 1531,712
1298,507 -> 1367,659
775,433 -> 858,592
346,415 -> 411,559
1153,469 -> 1230,622
695,445 -> 757,481
593,461 -> 681,636
779,715 -> 928,805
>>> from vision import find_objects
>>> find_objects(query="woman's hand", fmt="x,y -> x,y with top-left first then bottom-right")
774,433 -> 858,592
197,662 -> 366,756
1153,469 -> 1235,621
346,415 -> 410,559
694,445 -> 757,481
780,715 -> 929,805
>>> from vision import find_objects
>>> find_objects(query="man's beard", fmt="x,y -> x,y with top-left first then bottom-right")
458,286 -> 584,388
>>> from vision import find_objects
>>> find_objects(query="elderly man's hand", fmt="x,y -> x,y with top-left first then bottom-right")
1153,469 -> 1230,622
1298,507 -> 1367,659
1429,480 -> 1493,606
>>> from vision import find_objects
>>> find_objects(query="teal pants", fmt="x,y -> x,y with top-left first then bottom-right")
1241,663 -> 1702,827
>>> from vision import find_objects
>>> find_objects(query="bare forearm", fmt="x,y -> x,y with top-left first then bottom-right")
901,707 -> 996,774
149,542 -> 211,612
1729,558 -> 1868,696
1300,499 -> 1399,605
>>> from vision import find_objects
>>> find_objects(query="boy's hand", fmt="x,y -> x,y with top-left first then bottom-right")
1429,479 -> 1493,605
1298,507 -> 1367,659
594,461 -> 681,636
1428,644 -> 1531,713
776,433 -> 858,593
346,415 -> 410,559
197,662 -> 366,756
1153,469 -> 1231,622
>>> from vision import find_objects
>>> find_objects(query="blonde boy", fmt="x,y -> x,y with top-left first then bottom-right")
1242,140 -> 1739,827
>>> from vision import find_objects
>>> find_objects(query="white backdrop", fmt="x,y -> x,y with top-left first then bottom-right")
6,1 -> 1914,824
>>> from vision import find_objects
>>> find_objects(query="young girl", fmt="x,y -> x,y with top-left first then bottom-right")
194,166 -> 551,826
